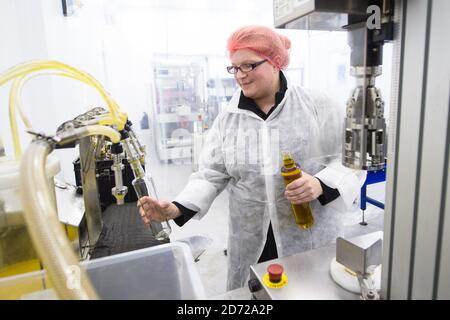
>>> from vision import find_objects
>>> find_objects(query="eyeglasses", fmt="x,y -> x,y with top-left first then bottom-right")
226,59 -> 267,74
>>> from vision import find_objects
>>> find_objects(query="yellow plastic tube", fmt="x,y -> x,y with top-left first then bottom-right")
10,71 -> 90,133
8,77 -> 24,159
20,139 -> 99,300
18,124 -> 120,299
0,60 -> 121,117
84,125 -> 121,143
8,71 -> 113,158
2,61 -> 127,158
10,77 -> 33,130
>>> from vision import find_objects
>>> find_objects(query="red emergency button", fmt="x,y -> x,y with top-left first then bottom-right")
267,264 -> 284,283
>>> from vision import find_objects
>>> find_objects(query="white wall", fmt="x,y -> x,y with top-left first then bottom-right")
0,0 -> 53,159
0,0 -> 108,183
40,0 -> 109,183
100,0 -> 276,124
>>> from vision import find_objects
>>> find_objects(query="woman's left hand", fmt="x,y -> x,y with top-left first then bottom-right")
285,171 -> 323,204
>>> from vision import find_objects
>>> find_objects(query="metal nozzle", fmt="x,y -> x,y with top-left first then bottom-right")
342,68 -> 386,170
111,151 -> 128,205
112,186 -> 128,205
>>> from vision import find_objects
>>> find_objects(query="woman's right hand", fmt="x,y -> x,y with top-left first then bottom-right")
137,196 -> 181,226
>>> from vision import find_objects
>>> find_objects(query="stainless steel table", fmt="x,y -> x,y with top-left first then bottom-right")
248,241 -> 361,300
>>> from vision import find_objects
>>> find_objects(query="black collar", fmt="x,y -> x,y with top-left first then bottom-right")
238,71 -> 288,120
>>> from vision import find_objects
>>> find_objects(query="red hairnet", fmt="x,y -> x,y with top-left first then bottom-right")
227,25 -> 291,70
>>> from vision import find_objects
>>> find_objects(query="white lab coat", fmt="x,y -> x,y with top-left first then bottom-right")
174,81 -> 366,290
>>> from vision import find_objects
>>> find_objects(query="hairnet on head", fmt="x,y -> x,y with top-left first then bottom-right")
227,25 -> 291,70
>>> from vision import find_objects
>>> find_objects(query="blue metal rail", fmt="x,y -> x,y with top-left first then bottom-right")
359,163 -> 386,225
360,165 -> 386,210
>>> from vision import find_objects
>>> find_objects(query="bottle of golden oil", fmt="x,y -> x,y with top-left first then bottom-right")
280,151 -> 314,229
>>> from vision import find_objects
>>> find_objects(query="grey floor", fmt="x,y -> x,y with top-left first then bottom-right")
143,131 -> 386,298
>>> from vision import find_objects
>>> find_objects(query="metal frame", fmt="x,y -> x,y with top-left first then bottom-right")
273,0 -> 450,300
382,0 -> 450,299
79,137 -> 103,249
360,165 -> 386,212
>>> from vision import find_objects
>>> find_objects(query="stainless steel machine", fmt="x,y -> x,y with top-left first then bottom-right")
335,232 -> 382,300
276,0 -> 393,170
246,0 -> 393,301
248,231 -> 382,300
56,107 -> 171,255
248,0 -> 450,300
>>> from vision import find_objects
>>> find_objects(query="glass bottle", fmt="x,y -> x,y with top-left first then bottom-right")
132,175 -> 172,240
280,151 -> 314,229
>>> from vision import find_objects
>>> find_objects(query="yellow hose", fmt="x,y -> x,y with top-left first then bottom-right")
84,125 -> 120,143
8,71 -> 111,158
0,60 -> 127,299
0,60 -> 121,117
1,60 -> 127,159
11,76 -> 33,130
20,139 -> 99,300
18,124 -> 120,299
8,78 -> 23,159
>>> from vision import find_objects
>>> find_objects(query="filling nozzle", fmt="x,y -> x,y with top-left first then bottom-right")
122,125 -> 171,240
110,142 -> 128,205
343,66 -> 386,170
121,133 -> 145,179
128,130 -> 146,165
341,21 -> 393,171
125,120 -> 146,165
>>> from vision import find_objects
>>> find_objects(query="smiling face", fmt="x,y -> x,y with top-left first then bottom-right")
230,49 -> 280,103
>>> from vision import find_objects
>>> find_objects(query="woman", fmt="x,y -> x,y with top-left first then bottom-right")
138,25 -> 366,291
